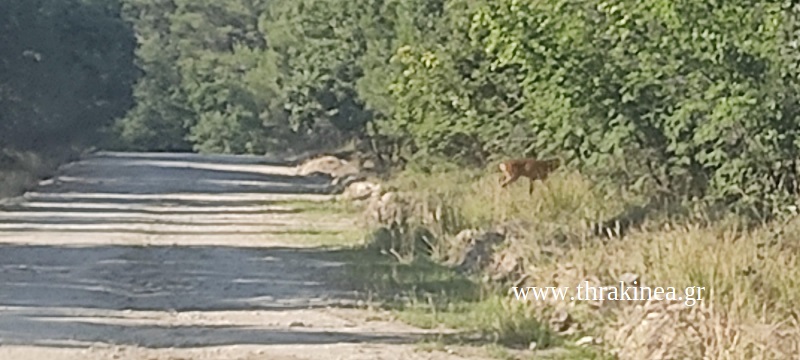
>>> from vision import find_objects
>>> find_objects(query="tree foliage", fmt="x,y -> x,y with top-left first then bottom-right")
374,0 -> 800,218
466,0 -> 800,217
0,0 -> 136,155
113,0 -> 800,218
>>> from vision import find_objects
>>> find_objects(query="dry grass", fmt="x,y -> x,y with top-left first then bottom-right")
366,165 -> 800,359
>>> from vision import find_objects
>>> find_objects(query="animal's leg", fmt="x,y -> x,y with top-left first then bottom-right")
500,173 -> 520,188
498,164 -> 507,184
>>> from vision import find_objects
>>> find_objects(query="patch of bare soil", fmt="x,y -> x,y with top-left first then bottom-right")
0,151 -> 490,360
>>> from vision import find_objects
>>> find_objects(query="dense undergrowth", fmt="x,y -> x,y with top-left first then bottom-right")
352,164 -> 799,359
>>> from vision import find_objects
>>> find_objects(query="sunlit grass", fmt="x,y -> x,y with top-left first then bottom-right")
353,166 -> 800,359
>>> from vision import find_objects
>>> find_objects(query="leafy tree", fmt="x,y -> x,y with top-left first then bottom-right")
117,0 -> 192,151
263,0 -> 374,144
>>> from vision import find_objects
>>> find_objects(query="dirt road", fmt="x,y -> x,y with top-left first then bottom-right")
0,152 -> 488,360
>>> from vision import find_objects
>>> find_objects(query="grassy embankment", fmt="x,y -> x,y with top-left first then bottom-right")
318,162 -> 799,359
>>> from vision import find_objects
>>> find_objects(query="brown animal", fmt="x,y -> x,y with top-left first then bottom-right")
498,158 -> 562,194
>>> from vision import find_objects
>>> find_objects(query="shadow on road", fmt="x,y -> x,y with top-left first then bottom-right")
46,161 -> 331,195
85,151 -> 301,167
0,321 -> 424,348
0,152 -> 443,349
0,244 -> 453,348
0,244 -> 355,311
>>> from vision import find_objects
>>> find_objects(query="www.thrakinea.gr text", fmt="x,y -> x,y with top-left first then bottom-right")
511,281 -> 706,307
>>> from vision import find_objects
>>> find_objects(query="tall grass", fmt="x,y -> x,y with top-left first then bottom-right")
367,165 -> 800,359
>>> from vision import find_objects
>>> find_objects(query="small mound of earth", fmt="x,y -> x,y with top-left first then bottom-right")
295,155 -> 360,178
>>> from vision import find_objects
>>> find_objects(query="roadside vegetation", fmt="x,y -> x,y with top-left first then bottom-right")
343,167 -> 799,359
0,0 -> 136,197
4,0 -> 800,358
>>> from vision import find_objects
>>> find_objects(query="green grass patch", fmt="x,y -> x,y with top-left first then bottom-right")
319,246 -> 604,358
267,228 -> 368,247
273,198 -> 359,215
259,197 -> 365,247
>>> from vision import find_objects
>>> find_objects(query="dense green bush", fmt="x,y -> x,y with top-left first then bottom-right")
380,0 -> 800,218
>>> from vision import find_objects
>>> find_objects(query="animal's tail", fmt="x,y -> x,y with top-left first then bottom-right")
545,157 -> 562,169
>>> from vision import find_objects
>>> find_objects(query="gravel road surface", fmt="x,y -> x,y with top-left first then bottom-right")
0,152 -> 489,360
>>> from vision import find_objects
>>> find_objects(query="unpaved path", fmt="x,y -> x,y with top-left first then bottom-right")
0,152 -> 489,360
